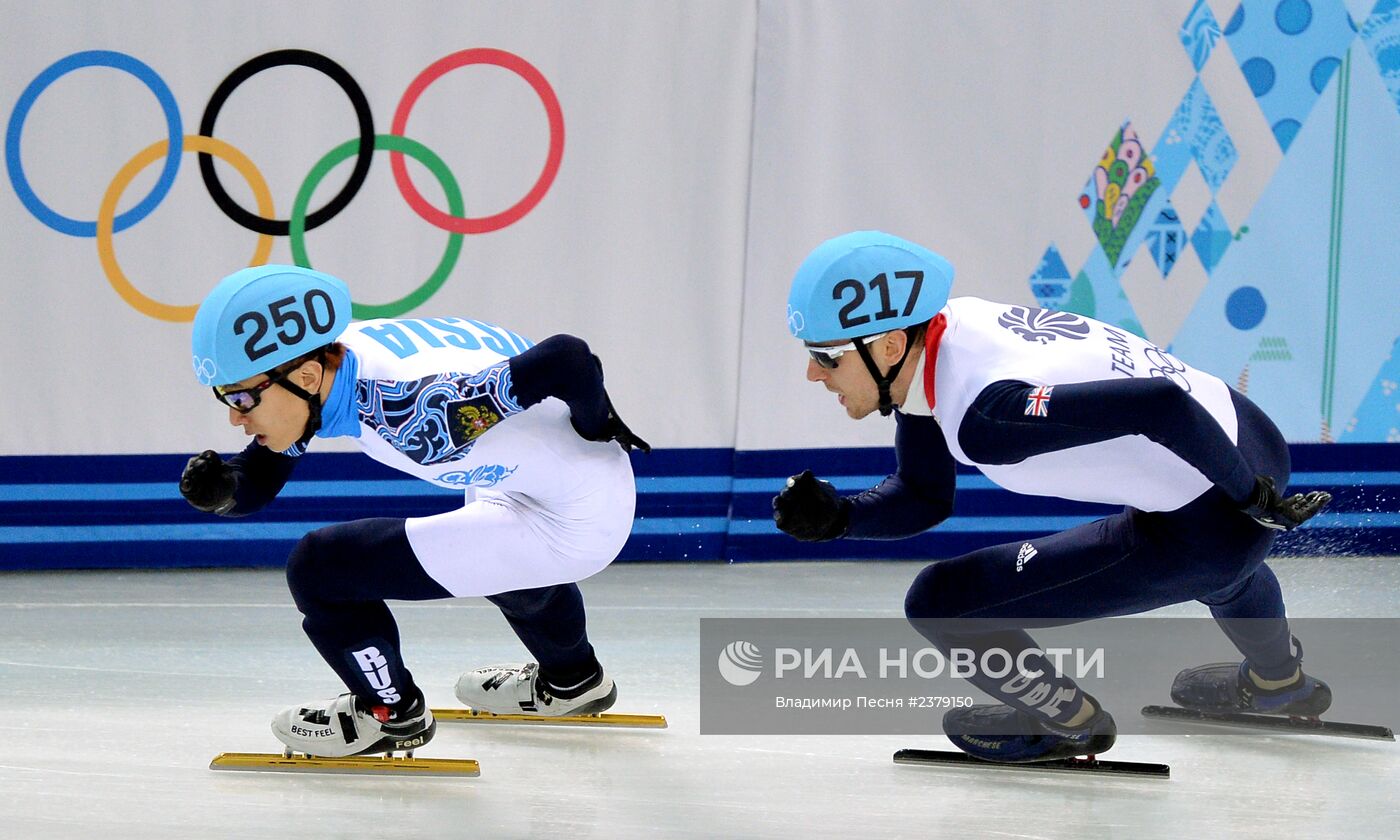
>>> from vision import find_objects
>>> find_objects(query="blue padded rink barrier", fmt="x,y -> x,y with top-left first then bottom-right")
3,445 -> 1398,565
1,447 -> 1397,840
0,560 -> 1398,838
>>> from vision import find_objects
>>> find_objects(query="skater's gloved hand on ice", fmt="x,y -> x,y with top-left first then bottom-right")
180,449 -> 237,514
1240,475 -> 1331,531
772,469 -> 850,541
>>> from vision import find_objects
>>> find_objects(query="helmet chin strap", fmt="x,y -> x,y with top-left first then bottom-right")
274,352 -> 326,446
854,333 -> 915,417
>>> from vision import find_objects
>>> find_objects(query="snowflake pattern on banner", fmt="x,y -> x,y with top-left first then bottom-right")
1180,0 -> 1224,72
1022,0 -> 1400,440
1029,244 -> 1073,308
1190,201 -> 1233,274
1030,1 -> 1351,338
1151,78 -> 1238,195
1049,42 -> 1246,331
1145,202 -> 1185,277
1359,0 -> 1400,117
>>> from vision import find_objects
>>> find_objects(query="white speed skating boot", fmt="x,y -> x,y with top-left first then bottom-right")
271,693 -> 435,757
454,662 -> 617,716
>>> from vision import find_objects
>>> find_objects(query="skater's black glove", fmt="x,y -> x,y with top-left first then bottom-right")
572,391 -> 651,454
180,450 -> 237,514
580,358 -> 651,455
1240,475 -> 1331,531
594,394 -> 651,454
772,469 -> 850,542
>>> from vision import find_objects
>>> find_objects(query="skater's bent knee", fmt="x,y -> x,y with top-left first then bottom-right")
904,564 -> 992,643
905,563 -> 951,621
285,529 -> 334,599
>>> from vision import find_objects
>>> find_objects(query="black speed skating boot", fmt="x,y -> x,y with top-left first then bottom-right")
942,701 -> 1117,763
1170,637 -> 1331,716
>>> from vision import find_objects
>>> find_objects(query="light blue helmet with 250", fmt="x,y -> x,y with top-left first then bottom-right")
191,264 -> 353,386
787,231 -> 954,342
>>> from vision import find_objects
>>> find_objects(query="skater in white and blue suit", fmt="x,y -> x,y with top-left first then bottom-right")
772,231 -> 1332,764
181,265 -> 648,757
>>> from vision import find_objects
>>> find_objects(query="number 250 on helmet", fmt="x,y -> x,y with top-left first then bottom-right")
191,264 -> 353,387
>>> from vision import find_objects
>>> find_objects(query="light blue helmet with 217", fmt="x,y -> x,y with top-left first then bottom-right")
787,231 -> 954,342
191,264 -> 353,387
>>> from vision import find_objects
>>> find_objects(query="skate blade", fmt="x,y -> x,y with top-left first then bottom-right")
209,752 -> 480,777
894,749 -> 1170,779
432,708 -> 668,728
1142,705 -> 1395,741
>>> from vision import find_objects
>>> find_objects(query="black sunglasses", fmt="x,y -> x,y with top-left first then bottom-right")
212,364 -> 298,414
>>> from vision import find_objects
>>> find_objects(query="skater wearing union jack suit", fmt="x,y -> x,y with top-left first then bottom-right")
772,231 -> 1333,766
181,265 -> 648,759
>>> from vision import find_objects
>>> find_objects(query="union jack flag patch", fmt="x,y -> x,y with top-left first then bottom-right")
1024,385 -> 1053,417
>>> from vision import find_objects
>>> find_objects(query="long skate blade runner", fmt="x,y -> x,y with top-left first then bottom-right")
209,752 -> 481,777
1141,705 -> 1395,741
432,708 -> 668,728
893,749 -> 1170,778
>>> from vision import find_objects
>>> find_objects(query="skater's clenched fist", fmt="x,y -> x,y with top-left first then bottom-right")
180,449 -> 237,514
772,469 -> 849,542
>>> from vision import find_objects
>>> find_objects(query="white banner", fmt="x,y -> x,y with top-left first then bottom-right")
0,0 -> 756,454
5,0 -> 1398,457
743,0 -> 1206,448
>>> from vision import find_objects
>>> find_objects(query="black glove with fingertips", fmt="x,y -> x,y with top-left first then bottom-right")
180,450 -> 237,514
597,394 -> 651,454
772,469 -> 850,541
565,353 -> 651,454
1240,475 -> 1330,531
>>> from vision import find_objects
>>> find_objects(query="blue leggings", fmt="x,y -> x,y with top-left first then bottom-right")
904,390 -> 1295,724
285,517 -> 600,710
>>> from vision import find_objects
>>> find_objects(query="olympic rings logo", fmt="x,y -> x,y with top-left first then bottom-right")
5,48 -> 564,322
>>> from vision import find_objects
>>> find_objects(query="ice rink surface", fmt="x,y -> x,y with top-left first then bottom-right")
2,557 -> 1396,839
